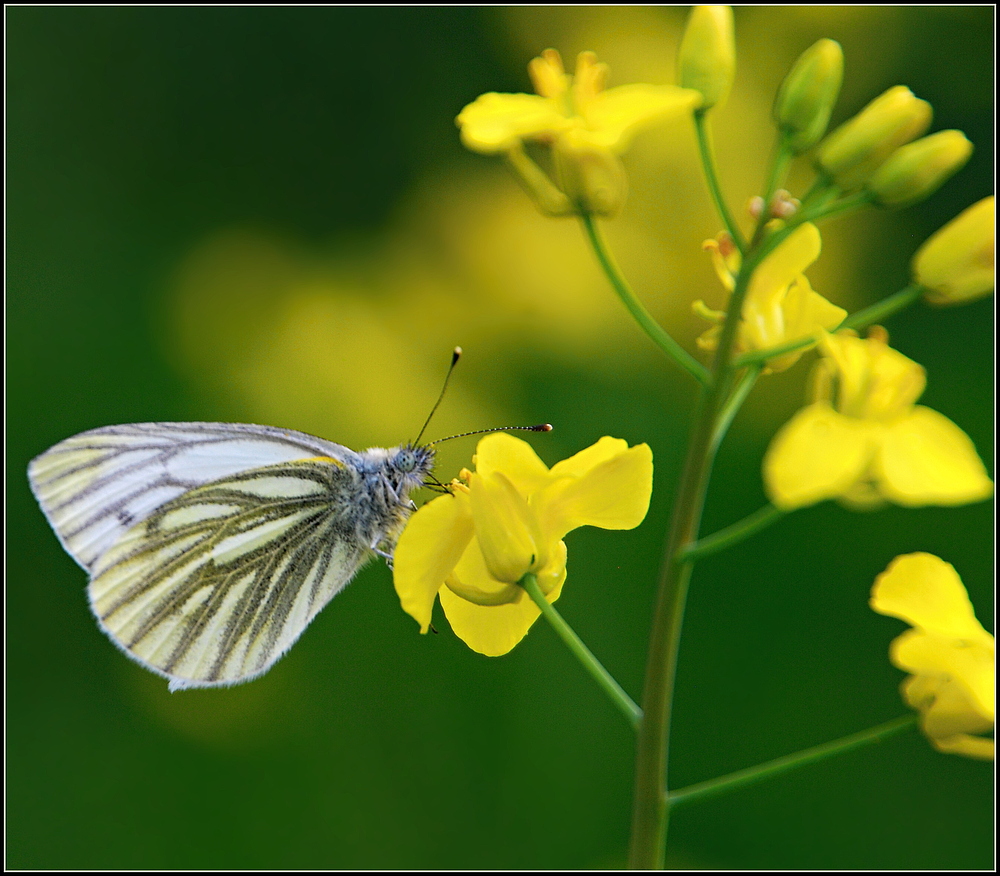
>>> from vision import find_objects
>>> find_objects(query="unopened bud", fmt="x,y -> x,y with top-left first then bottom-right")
869,130 -> 973,208
816,86 -> 932,190
913,196 -> 994,305
774,39 -> 844,153
678,5 -> 736,111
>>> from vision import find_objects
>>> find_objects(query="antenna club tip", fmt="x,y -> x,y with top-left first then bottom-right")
452,346 -> 463,360
536,423 -> 554,432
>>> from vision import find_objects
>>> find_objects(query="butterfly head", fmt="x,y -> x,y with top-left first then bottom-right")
382,443 -> 437,495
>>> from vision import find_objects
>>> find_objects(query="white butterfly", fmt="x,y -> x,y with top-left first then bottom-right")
28,422 -> 436,691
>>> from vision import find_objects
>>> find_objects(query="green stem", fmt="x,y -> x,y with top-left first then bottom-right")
580,214 -> 710,385
710,365 -> 761,455
793,189 -> 873,226
761,138 -> 794,214
842,283 -> 923,330
694,110 -> 746,252
734,283 -> 923,368
679,504 -> 786,563
669,714 -> 919,808
520,573 -> 642,730
627,243 -> 765,870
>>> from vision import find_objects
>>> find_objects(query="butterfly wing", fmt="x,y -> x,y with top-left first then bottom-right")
87,458 -> 368,690
28,421 -> 358,573
28,422 -> 371,690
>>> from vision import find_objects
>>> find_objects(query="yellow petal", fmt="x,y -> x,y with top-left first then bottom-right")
870,553 -> 989,640
456,93 -> 569,154
931,734 -> 995,760
440,557 -> 567,657
549,435 -> 629,478
876,406 -> 993,506
576,84 -> 699,151
892,629 -> 994,719
470,471 -> 544,583
393,491 -> 474,634
445,537 -> 523,606
539,442 -> 653,538
901,671 -> 994,749
474,432 -> 553,494
746,224 -> 822,312
763,403 -> 875,509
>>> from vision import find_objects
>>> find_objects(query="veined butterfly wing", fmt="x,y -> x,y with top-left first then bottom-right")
28,422 -> 435,690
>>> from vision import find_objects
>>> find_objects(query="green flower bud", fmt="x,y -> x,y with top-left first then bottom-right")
869,130 -> 973,208
816,86 -> 932,189
678,5 -> 736,111
913,196 -> 994,305
774,39 -> 844,153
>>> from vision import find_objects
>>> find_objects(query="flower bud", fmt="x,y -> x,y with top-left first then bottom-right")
868,130 -> 973,208
914,196 -> 995,305
677,5 -> 736,111
774,39 -> 844,153
816,86 -> 932,189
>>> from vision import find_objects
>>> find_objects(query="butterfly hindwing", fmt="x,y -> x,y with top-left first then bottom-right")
89,458 -> 368,690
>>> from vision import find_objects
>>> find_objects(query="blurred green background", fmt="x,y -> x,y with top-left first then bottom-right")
7,7 -> 993,869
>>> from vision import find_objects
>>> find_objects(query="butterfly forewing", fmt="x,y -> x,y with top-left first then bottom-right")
88,459 -> 367,689
28,422 -> 356,572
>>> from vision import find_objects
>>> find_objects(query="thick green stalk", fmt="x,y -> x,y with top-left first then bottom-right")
627,248 -> 762,869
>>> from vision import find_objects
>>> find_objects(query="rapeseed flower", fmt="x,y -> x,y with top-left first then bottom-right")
695,223 -> 847,372
457,49 -> 698,216
764,328 -> 993,509
871,553 -> 994,760
393,434 -> 653,656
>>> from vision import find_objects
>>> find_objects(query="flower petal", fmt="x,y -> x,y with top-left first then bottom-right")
538,441 -> 653,538
393,491 -> 473,634
440,558 -> 567,657
446,537 -> 522,606
763,403 -> 875,509
470,471 -> 544,583
578,84 -> 699,151
456,93 -> 570,154
474,432 -> 553,494
746,223 -> 822,312
870,553 -> 989,639
876,406 -> 993,506
892,629 -> 994,719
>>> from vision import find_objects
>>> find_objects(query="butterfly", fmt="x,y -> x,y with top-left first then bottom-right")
28,421 -> 436,692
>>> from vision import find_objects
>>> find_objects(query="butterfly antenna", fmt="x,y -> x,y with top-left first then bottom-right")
428,423 -> 553,446
414,347 -> 463,446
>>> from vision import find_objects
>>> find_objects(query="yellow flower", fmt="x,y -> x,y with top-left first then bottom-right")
914,196 -> 995,306
694,223 -> 847,372
393,433 -> 653,656
764,328 -> 993,509
871,553 -> 994,760
456,49 -> 698,216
